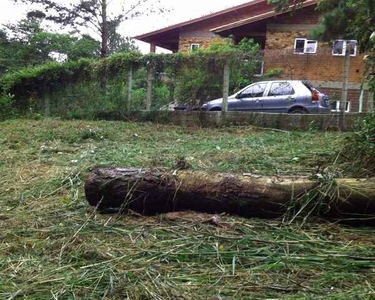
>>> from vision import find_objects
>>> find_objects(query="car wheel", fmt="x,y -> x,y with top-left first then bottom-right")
209,107 -> 222,111
289,108 -> 307,114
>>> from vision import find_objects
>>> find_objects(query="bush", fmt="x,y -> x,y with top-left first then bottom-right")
0,52 -> 142,112
342,113 -> 375,176
353,113 -> 375,153
0,94 -> 17,121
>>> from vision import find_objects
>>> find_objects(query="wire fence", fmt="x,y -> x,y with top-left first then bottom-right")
32,51 -> 267,118
2,49 -> 374,119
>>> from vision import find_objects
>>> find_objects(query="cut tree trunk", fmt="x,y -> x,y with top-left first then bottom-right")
84,168 -> 375,218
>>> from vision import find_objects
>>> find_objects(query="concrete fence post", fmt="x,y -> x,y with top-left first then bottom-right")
358,87 -> 364,113
369,92 -> 375,113
44,90 -> 51,117
127,64 -> 133,112
146,66 -> 153,111
339,42 -> 351,131
222,58 -> 230,112
169,80 -> 175,104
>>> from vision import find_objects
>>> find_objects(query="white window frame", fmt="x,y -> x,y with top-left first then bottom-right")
254,61 -> 264,77
294,38 -> 318,55
190,43 -> 200,52
331,100 -> 351,113
332,40 -> 357,57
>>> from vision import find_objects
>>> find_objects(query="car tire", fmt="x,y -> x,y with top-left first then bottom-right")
289,108 -> 307,114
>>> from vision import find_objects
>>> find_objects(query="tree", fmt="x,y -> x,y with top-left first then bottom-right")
108,34 -> 139,55
12,0 -> 165,58
0,29 -> 9,76
0,17 -> 100,75
67,34 -> 100,60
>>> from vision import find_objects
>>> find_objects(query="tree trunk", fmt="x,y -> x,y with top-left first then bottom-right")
99,0 -> 109,93
85,168 -> 375,218
100,0 -> 108,58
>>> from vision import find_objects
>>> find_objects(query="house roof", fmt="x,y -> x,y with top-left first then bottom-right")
211,0 -> 317,34
134,0 -> 318,51
134,0 -> 267,42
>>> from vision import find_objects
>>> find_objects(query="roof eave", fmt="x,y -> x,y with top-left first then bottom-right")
133,0 -> 267,41
211,0 -> 317,34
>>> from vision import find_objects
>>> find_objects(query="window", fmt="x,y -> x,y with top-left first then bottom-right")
268,82 -> 295,96
239,83 -> 267,98
294,38 -> 318,54
332,40 -> 357,56
331,101 -> 351,113
254,61 -> 264,77
190,43 -> 200,52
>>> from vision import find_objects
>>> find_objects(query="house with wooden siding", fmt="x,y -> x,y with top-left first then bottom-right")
135,0 -> 372,112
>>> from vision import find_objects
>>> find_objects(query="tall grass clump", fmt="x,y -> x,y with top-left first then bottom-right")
341,113 -> 375,177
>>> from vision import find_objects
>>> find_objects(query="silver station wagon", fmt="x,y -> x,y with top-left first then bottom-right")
202,80 -> 331,114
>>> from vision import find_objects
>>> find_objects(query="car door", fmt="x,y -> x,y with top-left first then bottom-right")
261,82 -> 296,113
234,83 -> 267,111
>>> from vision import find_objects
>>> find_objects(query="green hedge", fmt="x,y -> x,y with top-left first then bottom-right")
0,52 -> 143,104
0,40 -> 262,113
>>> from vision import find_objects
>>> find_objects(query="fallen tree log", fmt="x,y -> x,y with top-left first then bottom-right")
84,168 -> 375,218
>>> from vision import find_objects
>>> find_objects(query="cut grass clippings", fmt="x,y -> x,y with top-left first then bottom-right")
1,119 -> 375,299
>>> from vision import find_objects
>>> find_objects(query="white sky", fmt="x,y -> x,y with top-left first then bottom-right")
0,0 -> 248,53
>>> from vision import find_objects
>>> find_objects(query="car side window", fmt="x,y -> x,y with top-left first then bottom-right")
268,82 -> 295,96
240,83 -> 267,98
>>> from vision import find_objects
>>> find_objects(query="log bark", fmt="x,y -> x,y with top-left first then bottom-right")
84,168 -> 375,218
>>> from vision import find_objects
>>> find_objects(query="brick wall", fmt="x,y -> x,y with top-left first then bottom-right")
262,5 -> 368,113
264,30 -> 366,84
178,37 -> 223,53
318,87 -> 369,113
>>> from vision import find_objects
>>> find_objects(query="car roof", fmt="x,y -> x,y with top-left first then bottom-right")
253,80 -> 304,84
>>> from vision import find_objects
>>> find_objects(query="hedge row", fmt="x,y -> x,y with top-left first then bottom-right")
0,46 -> 259,100
0,52 -> 142,100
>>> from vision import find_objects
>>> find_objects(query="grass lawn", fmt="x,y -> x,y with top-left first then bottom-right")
1,119 -> 375,299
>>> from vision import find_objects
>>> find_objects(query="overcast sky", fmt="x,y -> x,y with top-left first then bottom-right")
0,0 -> 248,53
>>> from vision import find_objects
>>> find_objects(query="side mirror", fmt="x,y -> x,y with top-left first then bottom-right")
235,93 -> 241,99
